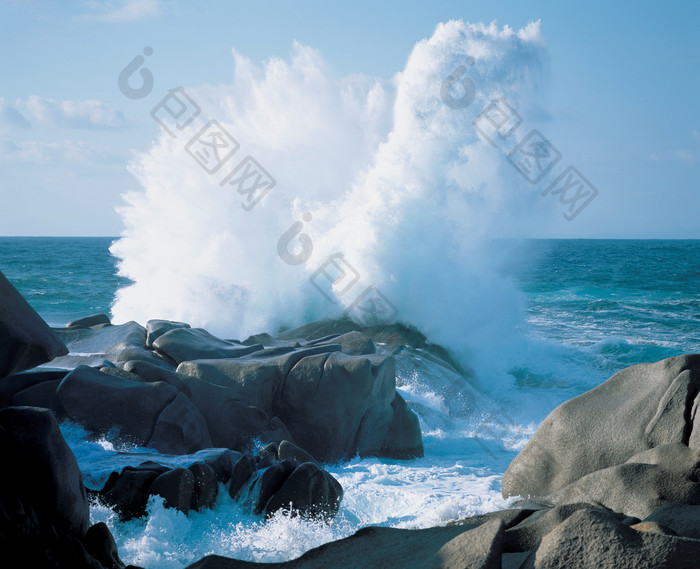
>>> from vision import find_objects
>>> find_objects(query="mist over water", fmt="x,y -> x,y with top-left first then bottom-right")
110,20 -> 548,391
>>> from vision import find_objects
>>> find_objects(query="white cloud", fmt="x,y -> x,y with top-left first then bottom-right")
0,98 -> 30,128
81,0 -> 161,23
0,139 -> 117,163
0,96 -> 126,129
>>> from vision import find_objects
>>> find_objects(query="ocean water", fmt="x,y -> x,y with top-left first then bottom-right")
1,236 -> 699,567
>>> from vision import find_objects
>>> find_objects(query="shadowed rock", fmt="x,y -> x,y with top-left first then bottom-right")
0,406 -> 127,569
643,504 -> 700,540
264,462 -> 343,519
149,468 -> 195,514
0,271 -> 68,377
57,365 -> 178,446
66,314 -> 112,329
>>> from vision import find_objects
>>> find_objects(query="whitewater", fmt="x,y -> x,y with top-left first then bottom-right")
3,19 -> 698,568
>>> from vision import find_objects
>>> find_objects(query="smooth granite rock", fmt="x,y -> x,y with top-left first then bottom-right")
503,354 -> 700,499
272,352 -> 397,462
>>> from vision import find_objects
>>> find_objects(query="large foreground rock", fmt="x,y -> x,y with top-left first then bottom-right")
0,406 -> 126,569
185,519 -> 504,569
0,271 -> 68,377
503,354 -> 700,499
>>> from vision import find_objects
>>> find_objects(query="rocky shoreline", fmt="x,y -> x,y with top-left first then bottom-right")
2,269 -> 700,568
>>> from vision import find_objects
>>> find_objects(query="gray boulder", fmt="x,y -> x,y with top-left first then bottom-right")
179,374 -> 290,451
250,461 -> 297,515
50,320 -> 164,369
379,392 -> 424,459
153,327 -> 263,364
188,463 -> 219,511
176,344 -> 342,412
0,369 -> 68,408
547,443 -> 700,519
149,392 -> 213,454
272,352 -> 397,462
149,468 -> 195,514
504,503 -> 636,553
277,440 -> 318,465
306,331 -> 376,355
146,319 -> 191,348
57,365 -> 178,446
264,462 -> 343,519
66,313 -> 112,329
0,406 -> 126,569
0,271 -> 68,377
503,354 -> 700,499
522,507 -> 700,569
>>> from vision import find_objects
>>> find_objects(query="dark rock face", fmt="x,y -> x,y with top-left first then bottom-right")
57,365 -> 179,446
67,313 -> 113,329
503,354 -> 700,499
379,392 -> 424,459
263,462 -> 343,519
0,406 -> 89,534
0,271 -> 68,377
0,407 -> 126,569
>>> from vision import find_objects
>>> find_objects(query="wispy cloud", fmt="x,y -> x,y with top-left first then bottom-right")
0,138 -> 119,163
0,98 -> 31,129
80,0 -> 161,23
0,96 -> 126,129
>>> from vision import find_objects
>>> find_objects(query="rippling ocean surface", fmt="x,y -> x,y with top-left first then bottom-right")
1,237 -> 699,567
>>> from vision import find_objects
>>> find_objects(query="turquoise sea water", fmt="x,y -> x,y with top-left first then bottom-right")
1,237 -> 699,567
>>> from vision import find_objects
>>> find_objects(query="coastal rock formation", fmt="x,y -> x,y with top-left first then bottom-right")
7,316 -> 424,462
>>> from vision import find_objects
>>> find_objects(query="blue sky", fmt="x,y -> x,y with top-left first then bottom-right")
1,0 -> 698,237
